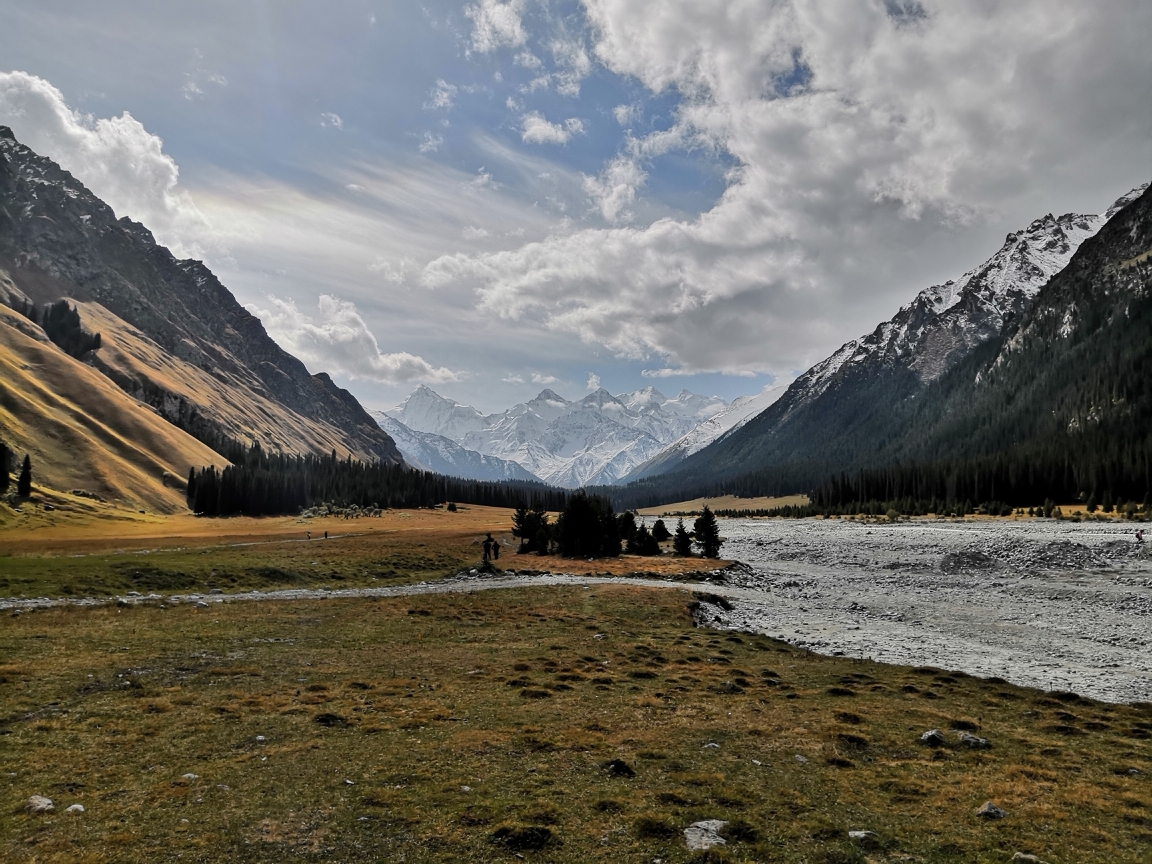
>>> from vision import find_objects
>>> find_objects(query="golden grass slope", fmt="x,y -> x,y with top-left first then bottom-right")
78,301 -> 389,462
0,306 -> 224,513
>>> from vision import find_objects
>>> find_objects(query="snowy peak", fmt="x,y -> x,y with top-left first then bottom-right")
387,385 -> 487,439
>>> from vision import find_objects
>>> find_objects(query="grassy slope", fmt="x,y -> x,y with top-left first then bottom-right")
1,586 -> 1148,863
78,302 -> 381,462
0,307 -> 225,513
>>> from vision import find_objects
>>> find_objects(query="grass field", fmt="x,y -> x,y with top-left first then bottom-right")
2,584 -> 1150,863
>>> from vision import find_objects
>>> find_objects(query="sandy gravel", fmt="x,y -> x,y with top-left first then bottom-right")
5,516 -> 1150,704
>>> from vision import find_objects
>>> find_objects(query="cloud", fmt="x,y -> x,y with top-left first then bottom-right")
613,103 -> 639,125
583,156 -> 647,223
465,0 -> 526,53
514,51 -> 542,69
423,0 -> 1152,377
502,374 -> 524,383
0,70 -> 214,258
424,79 -> 457,110
520,112 -> 584,145
418,131 -> 444,153
250,294 -> 460,384
320,112 -> 343,129
462,226 -> 490,240
586,372 -> 600,390
531,371 -> 558,384
550,39 -> 592,97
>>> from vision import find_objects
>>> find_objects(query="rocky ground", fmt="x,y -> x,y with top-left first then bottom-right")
708,517 -> 1152,705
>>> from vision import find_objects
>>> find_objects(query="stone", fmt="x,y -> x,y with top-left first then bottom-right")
703,742 -> 720,749
684,819 -> 727,851
181,773 -> 199,781
1011,854 -> 1049,863
460,785 -> 472,792
976,801 -> 1007,819
65,804 -> 84,813
957,731 -> 990,749
848,830 -> 877,840
920,728 -> 947,746
25,795 -> 54,813
255,735 -> 266,742
209,588 -> 224,595
604,759 -> 636,778
194,601 -> 209,608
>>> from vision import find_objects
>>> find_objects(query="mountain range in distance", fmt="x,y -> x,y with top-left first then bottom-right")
377,383 -> 788,488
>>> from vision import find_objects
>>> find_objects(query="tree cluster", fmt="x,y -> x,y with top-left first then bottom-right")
8,298 -> 101,358
186,443 -> 569,517
0,440 -> 10,494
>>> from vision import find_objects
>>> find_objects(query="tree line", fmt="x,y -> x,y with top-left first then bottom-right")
510,493 -> 723,559
7,298 -> 101,358
185,442 -> 569,517
0,441 -> 32,498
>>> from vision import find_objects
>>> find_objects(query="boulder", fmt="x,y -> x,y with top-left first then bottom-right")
957,731 -> 991,749
976,801 -> 1007,819
920,728 -> 947,747
65,803 -> 84,813
25,795 -> 54,813
684,819 -> 727,851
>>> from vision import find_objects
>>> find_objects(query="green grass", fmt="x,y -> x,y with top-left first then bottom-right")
1,585 -> 1149,862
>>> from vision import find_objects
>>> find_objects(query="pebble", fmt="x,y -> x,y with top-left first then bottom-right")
194,601 -> 209,608
976,801 -> 1007,819
65,803 -> 84,813
255,736 -> 266,742
460,785 -> 471,792
794,754 -> 808,763
684,819 -> 727,851
25,795 -> 54,813
182,773 -> 199,781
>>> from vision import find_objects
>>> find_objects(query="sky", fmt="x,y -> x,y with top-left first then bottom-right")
1,0 -> 1150,414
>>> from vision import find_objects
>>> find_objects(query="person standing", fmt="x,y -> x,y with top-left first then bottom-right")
482,533 -> 493,562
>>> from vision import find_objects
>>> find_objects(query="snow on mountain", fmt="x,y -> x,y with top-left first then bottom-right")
384,385 -> 731,488
623,380 -> 792,481
372,413 -> 541,483
798,185 -> 1150,399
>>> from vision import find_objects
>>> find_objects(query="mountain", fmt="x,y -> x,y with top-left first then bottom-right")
0,299 -> 222,513
623,380 -> 791,481
0,125 -> 402,466
810,180 -> 1152,507
619,182 -> 1149,501
372,412 -> 542,482
387,385 -> 728,487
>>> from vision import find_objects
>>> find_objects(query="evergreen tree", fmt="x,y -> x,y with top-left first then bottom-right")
628,523 -> 661,556
512,505 -> 551,553
17,454 -> 32,497
556,492 -> 619,558
672,518 -> 693,557
693,506 -> 723,558
0,441 -> 9,494
186,467 -> 197,511
1086,493 -> 1098,513
651,518 -> 671,542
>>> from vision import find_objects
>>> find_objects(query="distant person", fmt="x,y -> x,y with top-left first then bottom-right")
1137,529 -> 1145,543
493,538 -> 500,560
324,530 -> 328,540
307,531 -> 311,541
482,533 -> 493,562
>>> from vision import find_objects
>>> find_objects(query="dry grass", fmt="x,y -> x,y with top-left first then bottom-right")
0,505 -> 718,598
637,495 -> 810,516
1,585 -> 1148,862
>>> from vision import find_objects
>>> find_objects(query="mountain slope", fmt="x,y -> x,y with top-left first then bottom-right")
372,413 -> 542,482
629,183 -> 1148,498
387,385 -> 728,487
0,303 -> 225,513
0,125 -> 402,465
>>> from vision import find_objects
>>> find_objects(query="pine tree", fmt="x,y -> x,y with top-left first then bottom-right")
672,518 -> 693,557
693,506 -> 723,558
651,519 -> 671,542
186,467 -> 197,511
17,454 -> 32,497
0,441 -> 9,494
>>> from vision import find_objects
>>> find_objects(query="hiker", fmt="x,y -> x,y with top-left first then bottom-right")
307,531 -> 311,541
482,533 -> 493,562
1137,529 -> 1145,543
324,530 -> 328,540
492,538 -> 500,560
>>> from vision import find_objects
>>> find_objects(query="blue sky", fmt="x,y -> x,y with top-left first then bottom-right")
2,1 -> 1151,413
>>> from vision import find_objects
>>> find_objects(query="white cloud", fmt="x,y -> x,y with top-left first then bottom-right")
514,51 -> 542,69
520,112 -> 584,145
424,79 -> 457,110
550,39 -> 592,97
368,256 -> 415,284
320,112 -> 343,129
465,0 -> 526,53
583,155 -> 647,223
612,103 -> 639,126
586,372 -> 600,391
424,0 -> 1152,377
418,131 -> 444,153
531,371 -> 558,384
462,225 -> 491,240
250,294 -> 460,384
0,70 -> 214,258
502,374 -> 524,383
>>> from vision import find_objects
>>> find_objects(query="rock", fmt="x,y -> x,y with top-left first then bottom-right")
194,601 -> 209,608
65,803 -> 84,813
460,785 -> 472,792
920,728 -> 947,747
181,773 -> 199,781
1011,854 -> 1049,863
255,735 -> 266,742
703,742 -> 720,749
603,759 -> 636,778
848,830 -> 880,847
25,795 -> 54,813
209,588 -> 224,595
794,754 -> 808,763
684,819 -> 727,851
976,801 -> 1007,819
957,731 -> 991,749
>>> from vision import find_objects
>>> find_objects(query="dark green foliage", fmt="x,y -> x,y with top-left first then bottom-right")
512,505 -> 551,554
0,440 -> 9,493
693,506 -> 723,558
555,492 -> 620,558
626,523 -> 661,556
187,443 -> 568,517
17,454 -> 32,497
39,299 -> 101,357
616,511 -> 637,548
651,518 -> 671,542
672,518 -> 694,557
446,501 -> 457,512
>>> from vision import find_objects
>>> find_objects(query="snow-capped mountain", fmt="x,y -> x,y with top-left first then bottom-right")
372,413 -> 541,482
385,385 -> 729,487
623,380 -> 791,480
632,182 -> 1150,488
